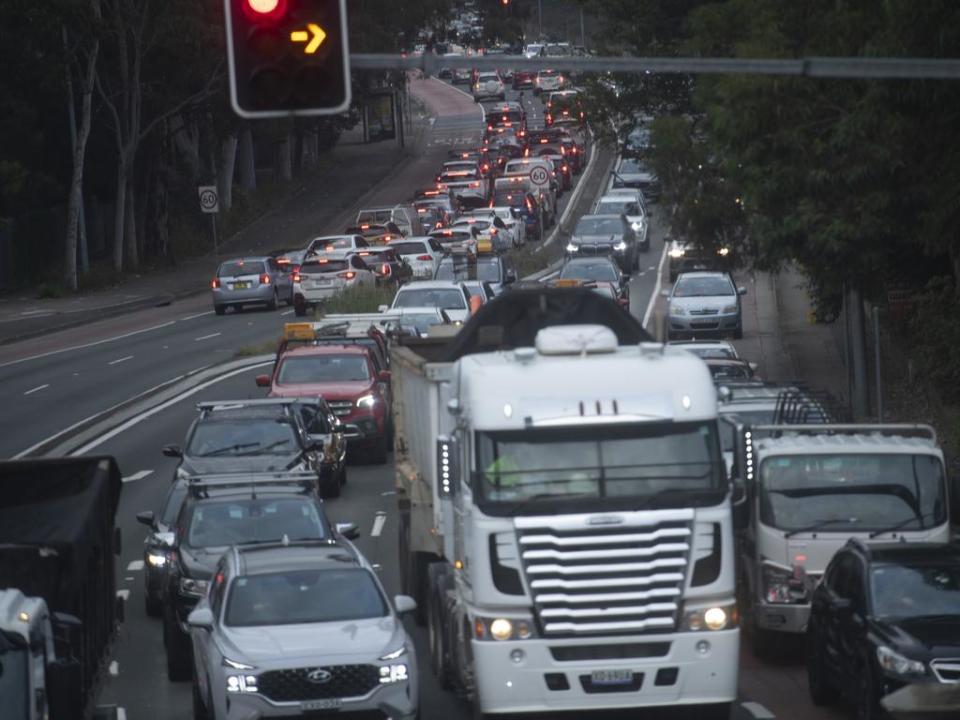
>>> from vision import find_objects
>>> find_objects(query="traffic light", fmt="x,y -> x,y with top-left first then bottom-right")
223,0 -> 351,118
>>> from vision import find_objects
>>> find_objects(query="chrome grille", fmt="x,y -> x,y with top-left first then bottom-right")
257,664 -> 379,702
689,308 -> 720,316
515,510 -> 693,637
327,400 -> 354,417
931,659 -> 960,683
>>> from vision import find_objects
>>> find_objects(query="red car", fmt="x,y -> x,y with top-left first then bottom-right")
256,343 -> 392,463
512,70 -> 536,89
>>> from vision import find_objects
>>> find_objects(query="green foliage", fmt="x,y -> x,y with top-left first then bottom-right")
903,277 -> 960,404
317,283 -> 398,315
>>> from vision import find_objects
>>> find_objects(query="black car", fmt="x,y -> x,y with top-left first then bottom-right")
136,479 -> 189,617
806,540 -> 960,720
163,397 -> 347,498
161,474 -> 360,681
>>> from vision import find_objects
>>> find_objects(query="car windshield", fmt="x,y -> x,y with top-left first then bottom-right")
560,262 -> 619,282
620,159 -> 650,174
686,346 -> 737,359
575,217 -> 623,236
709,363 -> 752,380
758,453 -> 947,532
219,261 -> 264,277
300,259 -> 349,274
598,200 -> 641,216
478,73 -> 499,81
390,241 -> 428,255
475,422 -> 725,511
357,210 -> 391,223
435,258 -> 501,282
187,419 -> 298,457
276,355 -> 370,383
185,498 -> 325,548
393,288 -> 466,310
674,276 -> 735,297
226,568 -> 386,626
871,563 -> 960,618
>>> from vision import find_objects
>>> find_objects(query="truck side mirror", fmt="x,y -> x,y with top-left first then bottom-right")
162,444 -> 182,458
437,435 -> 460,497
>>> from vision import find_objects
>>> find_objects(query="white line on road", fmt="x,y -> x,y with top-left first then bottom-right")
126,560 -> 145,572
179,310 -> 214,321
108,355 -> 134,365
371,512 -> 387,537
116,589 -> 130,601
280,309 -> 294,316
109,661 -> 119,676
194,332 -> 221,342
23,384 -> 50,395
0,320 -> 176,369
380,491 -> 397,497
123,469 -> 154,484
117,708 -> 127,720
741,701 -> 775,719
643,241 -> 669,331
70,361 -> 274,455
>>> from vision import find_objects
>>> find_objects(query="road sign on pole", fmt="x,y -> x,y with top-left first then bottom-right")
198,186 -> 220,214
529,166 -> 549,187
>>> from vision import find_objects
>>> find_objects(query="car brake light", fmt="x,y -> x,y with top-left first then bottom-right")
416,254 -> 432,261
359,251 -> 371,256
260,273 -> 270,284
381,263 -> 390,275
211,278 -> 220,289
338,271 -> 357,280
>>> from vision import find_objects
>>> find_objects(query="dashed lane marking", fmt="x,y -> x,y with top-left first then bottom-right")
109,661 -> 119,676
643,241 -> 669,331
108,355 -> 134,365
194,332 -> 221,341
24,384 -> 50,395
179,310 -> 214,321
116,589 -> 130,601
742,701 -> 775,719
123,470 -> 154,484
126,560 -> 145,572
117,708 -> 127,720
371,512 -> 387,537
281,309 -> 294,316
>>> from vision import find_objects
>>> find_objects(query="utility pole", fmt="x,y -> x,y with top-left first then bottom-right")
847,286 -> 870,419
538,0 -> 542,39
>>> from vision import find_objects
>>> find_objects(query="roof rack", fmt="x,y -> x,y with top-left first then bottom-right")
234,537 -> 341,553
195,398 -> 317,412
749,423 -> 937,444
186,472 -> 317,497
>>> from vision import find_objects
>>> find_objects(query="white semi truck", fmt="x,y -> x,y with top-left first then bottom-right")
726,422 -> 951,656
392,288 -> 740,719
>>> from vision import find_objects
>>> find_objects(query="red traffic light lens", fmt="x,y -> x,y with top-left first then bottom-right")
242,0 -> 286,22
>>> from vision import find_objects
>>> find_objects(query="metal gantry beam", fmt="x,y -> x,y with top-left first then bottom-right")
349,53 -> 960,80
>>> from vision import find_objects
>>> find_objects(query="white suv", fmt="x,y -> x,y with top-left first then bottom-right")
472,71 -> 505,102
187,540 -> 419,720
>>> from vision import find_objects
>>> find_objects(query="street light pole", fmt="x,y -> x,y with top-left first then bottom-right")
538,0 -> 542,39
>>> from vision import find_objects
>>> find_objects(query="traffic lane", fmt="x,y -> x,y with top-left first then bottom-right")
89,366 -> 402,719
0,302 -> 293,458
628,208 -> 669,323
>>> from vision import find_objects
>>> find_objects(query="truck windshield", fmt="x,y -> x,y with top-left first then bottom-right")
0,640 -> 29,720
475,422 -> 724,513
759,453 -> 947,532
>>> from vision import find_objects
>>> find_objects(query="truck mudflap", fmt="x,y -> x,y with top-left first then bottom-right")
881,683 -> 960,720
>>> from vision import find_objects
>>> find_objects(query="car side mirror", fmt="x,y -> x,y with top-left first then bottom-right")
738,287 -> 747,296
336,522 -> 360,540
162,444 -> 182,458
136,510 -> 155,528
832,597 -> 854,615
394,595 -> 417,616
378,370 -> 392,383
378,304 -> 389,313
156,531 -> 176,548
660,289 -> 670,298
255,374 -> 271,388
187,607 -> 214,629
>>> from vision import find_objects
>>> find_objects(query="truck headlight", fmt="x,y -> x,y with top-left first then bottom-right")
565,243 -> 579,253
226,674 -> 258,693
669,247 -> 685,258
683,602 -> 737,631
473,616 -> 536,641
761,562 -> 796,604
379,663 -> 409,684
179,577 -> 208,598
356,394 -> 377,409
876,646 -> 926,677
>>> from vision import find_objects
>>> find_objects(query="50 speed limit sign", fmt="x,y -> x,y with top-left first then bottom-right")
529,166 -> 550,187
198,185 -> 220,214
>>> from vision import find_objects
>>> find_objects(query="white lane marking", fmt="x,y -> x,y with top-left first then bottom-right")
648,265 -> 656,271
123,469 -> 154,484
109,661 -> 119,676
0,320 -> 176,369
281,309 -> 294,316
643,240 -> 669,331
194,332 -> 221,342
741,701 -> 775,719
117,708 -> 127,720
70,361 -> 274,455
108,355 -> 134,365
126,560 -> 145,572
179,310 -> 214,321
116,589 -> 130,601
24,384 -> 50,395
371,512 -> 387,537
380,490 -> 397,497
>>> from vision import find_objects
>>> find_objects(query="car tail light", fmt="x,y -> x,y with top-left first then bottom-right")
259,273 -> 271,284
292,271 -> 301,283
211,278 -> 220,289
563,165 -> 569,172
381,263 -> 390,275
338,271 -> 357,280
416,254 -> 432,261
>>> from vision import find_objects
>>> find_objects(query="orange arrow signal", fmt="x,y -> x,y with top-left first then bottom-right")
290,23 -> 326,54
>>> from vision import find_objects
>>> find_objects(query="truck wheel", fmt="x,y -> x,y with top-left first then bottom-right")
192,680 -> 211,720
427,564 -> 454,690
164,606 -> 193,682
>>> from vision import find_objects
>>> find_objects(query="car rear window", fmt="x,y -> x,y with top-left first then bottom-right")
219,261 -> 264,277
394,288 -> 466,310
300,259 -> 349,274
494,191 -> 525,207
391,241 -> 427,255
561,262 -> 619,283
277,355 -> 371,384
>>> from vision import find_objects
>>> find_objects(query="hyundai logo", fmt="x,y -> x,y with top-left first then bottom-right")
587,515 -> 624,526
307,668 -> 333,684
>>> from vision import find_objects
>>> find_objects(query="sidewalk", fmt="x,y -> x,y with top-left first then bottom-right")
0,79 -> 443,346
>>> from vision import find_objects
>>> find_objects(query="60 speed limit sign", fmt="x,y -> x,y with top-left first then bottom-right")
198,186 -> 219,214
529,166 -> 550,187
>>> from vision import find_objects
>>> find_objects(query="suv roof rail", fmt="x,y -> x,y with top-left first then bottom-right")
234,537 -> 341,554
748,423 -> 938,444
196,398 -> 315,412
186,472 -> 317,496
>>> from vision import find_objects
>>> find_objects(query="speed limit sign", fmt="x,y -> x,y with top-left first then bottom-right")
198,186 -> 219,214
529,166 -> 550,187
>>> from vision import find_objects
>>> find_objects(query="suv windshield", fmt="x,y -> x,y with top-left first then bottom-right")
187,419 -> 298,457
225,568 -> 387,626
758,453 -> 947,532
871,563 -> 960,618
185,498 -> 326,548
475,422 -> 724,512
219,261 -> 264,277
674,276 -> 735,297
277,354 -> 370,383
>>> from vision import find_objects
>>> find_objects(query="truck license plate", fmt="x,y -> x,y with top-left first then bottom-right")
591,669 -> 633,686
301,698 -> 342,710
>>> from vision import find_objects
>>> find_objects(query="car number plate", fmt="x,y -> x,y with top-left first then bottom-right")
301,698 -> 342,711
591,669 -> 633,686
232,281 -> 250,289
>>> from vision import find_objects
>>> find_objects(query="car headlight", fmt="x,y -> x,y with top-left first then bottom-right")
226,674 -> 258,693
876,646 -> 926,677
669,247 -> 685,258
614,241 -> 628,251
146,551 -> 167,568
683,603 -> 737,631
379,646 -> 407,661
178,577 -> 208,598
356,394 -> 377,409
223,657 -> 256,671
721,304 -> 738,314
669,304 -> 686,316
717,247 -> 731,257
565,243 -> 579,253
175,467 -> 191,480
631,221 -> 643,232
473,616 -> 536,641
379,663 -> 409,684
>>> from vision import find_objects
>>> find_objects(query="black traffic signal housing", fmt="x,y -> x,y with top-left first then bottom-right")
224,0 -> 351,117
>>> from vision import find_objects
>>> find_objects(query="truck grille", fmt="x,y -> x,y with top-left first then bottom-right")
327,400 -> 354,417
257,665 -> 379,702
515,510 -> 693,637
